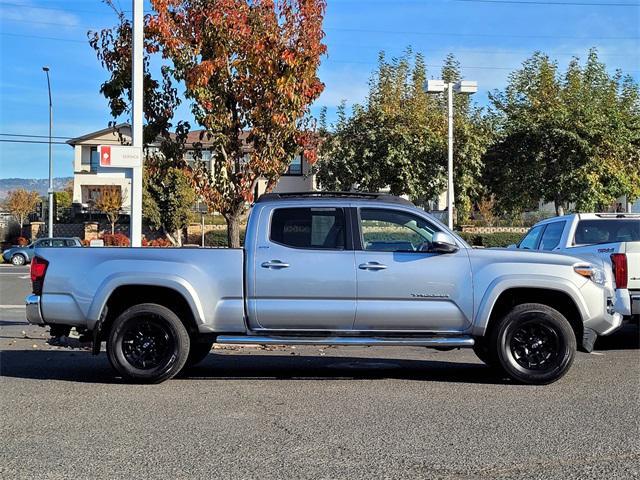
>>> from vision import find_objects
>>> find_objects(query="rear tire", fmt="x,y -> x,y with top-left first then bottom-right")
106,303 -> 190,384
492,303 -> 576,385
185,340 -> 214,368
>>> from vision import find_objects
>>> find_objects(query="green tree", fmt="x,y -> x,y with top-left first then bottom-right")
317,51 -> 493,223
144,155 -> 197,246
485,50 -> 640,216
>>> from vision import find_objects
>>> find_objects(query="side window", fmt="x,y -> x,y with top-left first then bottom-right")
270,208 -> 345,250
51,239 -> 66,247
65,239 -> 77,247
539,221 -> 565,250
518,225 -> 544,250
37,239 -> 51,247
360,208 -> 436,252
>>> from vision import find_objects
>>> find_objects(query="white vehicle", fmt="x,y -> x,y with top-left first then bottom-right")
513,213 -> 640,323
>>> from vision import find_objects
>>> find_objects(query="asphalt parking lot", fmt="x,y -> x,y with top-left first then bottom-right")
1,263 -> 639,479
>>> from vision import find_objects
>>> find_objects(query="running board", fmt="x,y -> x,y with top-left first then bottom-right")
216,335 -> 475,348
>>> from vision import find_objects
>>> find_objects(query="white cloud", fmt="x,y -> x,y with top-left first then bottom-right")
0,0 -> 80,29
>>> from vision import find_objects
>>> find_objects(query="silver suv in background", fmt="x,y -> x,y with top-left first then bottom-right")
25,193 -> 622,384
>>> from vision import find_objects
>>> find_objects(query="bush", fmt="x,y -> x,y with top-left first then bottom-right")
142,237 -> 172,247
102,233 -> 130,247
204,229 -> 246,247
458,231 -> 524,248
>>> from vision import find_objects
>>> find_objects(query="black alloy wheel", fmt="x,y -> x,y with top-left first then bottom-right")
107,303 -> 190,383
492,303 -> 576,385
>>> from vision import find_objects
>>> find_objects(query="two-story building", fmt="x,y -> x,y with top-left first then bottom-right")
66,124 -> 316,214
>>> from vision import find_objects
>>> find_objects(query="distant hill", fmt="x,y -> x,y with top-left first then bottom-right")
0,178 -> 74,200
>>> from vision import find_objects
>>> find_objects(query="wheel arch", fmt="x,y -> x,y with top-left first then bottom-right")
89,280 -> 204,345
474,277 -> 587,343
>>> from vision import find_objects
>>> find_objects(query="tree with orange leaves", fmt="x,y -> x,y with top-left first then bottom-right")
148,0 -> 326,247
90,0 -> 326,248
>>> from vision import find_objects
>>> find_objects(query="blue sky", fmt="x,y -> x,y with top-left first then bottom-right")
1,0 -> 638,179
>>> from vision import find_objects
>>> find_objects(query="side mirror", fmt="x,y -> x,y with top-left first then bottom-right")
430,232 -> 459,254
507,244 -> 517,249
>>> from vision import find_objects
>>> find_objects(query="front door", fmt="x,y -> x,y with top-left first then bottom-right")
354,207 -> 473,332
250,206 -> 357,331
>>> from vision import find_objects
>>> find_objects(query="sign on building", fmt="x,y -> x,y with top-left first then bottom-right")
98,145 -> 143,168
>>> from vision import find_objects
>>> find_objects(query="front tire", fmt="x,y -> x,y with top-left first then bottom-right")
11,254 -> 26,266
107,303 -> 190,383
492,303 -> 576,385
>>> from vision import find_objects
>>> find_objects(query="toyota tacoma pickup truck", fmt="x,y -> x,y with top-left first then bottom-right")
25,193 -> 622,384
512,213 -> 639,322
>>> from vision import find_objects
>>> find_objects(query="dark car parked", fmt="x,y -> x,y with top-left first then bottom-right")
2,237 -> 82,266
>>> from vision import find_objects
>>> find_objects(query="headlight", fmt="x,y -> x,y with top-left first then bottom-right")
574,264 -> 605,285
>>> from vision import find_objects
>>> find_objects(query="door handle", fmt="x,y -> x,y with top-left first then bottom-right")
358,262 -> 387,271
261,260 -> 290,269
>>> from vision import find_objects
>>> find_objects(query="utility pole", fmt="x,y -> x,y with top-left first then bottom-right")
42,66 -> 54,237
130,0 -> 144,246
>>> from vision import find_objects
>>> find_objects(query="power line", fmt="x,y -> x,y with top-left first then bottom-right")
0,139 -> 70,145
0,133 -> 73,140
0,1 -> 116,15
325,27 -> 640,40
0,32 -> 86,43
454,0 -> 639,6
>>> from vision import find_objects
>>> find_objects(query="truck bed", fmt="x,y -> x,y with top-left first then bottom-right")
35,246 -> 246,332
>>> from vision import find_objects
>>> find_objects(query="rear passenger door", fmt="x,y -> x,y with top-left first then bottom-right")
248,206 -> 357,331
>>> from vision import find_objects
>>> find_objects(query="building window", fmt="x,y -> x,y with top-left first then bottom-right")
284,155 -> 303,176
90,147 -> 100,172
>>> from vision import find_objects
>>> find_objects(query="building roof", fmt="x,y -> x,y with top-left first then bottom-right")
66,123 -> 131,146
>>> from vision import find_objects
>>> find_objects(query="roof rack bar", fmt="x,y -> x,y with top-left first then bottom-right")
256,191 -> 414,206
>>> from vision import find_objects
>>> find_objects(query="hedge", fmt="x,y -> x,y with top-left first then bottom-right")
458,231 -> 523,248
204,229 -> 246,247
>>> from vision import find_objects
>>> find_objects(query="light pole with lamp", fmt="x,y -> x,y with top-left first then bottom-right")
424,79 -> 477,230
42,66 -> 54,236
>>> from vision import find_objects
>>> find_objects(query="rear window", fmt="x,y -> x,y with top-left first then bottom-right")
270,208 -> 346,250
574,219 -> 640,245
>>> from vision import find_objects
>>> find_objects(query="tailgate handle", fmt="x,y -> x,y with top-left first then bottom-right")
261,260 -> 290,269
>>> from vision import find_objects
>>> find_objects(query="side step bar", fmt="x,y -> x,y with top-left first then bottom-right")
216,335 -> 475,348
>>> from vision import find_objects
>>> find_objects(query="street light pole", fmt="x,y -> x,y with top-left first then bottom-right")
424,79 -> 477,230
42,66 -> 54,237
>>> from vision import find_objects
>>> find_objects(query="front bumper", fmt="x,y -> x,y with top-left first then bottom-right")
580,281 -> 623,337
25,294 -> 45,325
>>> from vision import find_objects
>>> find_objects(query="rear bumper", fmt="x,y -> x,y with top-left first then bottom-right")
25,294 -> 44,325
631,293 -> 639,315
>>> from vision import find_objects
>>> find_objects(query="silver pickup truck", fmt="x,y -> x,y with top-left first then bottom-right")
25,192 -> 622,384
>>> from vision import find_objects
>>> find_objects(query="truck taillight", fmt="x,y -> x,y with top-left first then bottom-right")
610,253 -> 628,290
30,256 -> 48,295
